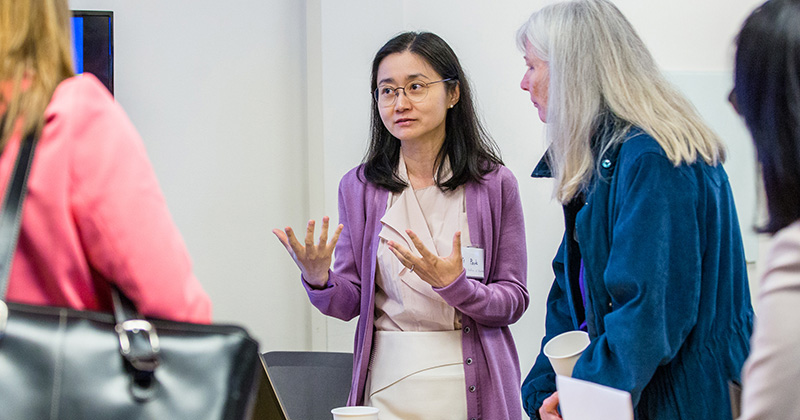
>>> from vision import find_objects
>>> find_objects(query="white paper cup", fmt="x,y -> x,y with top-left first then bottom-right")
331,406 -> 380,420
543,330 -> 590,377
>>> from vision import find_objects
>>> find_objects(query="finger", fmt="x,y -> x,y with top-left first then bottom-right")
304,220 -> 316,248
319,216 -> 330,244
387,239 -> 410,258
284,227 -> 304,255
273,228 -> 297,257
387,241 -> 413,267
542,393 -> 555,409
451,231 -> 462,259
540,396 -> 560,418
272,228 -> 289,247
541,409 -> 562,420
329,224 -> 344,249
543,392 -> 560,415
405,230 -> 433,258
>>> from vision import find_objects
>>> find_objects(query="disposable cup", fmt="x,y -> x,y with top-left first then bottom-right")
331,406 -> 380,420
543,330 -> 590,377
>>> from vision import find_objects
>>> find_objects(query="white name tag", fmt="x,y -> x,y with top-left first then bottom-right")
462,247 -> 485,279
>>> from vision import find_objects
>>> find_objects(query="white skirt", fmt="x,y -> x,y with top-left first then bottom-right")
365,330 -> 467,420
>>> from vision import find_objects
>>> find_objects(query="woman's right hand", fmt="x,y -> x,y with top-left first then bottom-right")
273,216 -> 343,288
539,392 -> 563,420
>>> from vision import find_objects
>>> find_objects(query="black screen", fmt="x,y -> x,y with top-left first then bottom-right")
71,11 -> 114,95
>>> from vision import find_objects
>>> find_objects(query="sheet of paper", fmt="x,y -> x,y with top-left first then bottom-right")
556,375 -> 634,420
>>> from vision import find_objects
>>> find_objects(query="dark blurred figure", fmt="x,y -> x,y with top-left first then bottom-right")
734,1 -> 800,418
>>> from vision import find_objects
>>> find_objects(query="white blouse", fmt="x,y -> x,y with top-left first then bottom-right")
742,220 -> 800,420
373,154 -> 470,331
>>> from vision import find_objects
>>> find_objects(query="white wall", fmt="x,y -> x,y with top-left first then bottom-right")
68,0 -> 764,384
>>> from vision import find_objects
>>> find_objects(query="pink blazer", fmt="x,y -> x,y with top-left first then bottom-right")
0,74 -> 211,323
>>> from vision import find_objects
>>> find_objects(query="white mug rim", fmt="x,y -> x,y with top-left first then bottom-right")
331,406 -> 380,415
543,330 -> 590,359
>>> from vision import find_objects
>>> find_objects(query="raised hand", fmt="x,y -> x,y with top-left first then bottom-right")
387,230 -> 464,288
273,216 -> 343,288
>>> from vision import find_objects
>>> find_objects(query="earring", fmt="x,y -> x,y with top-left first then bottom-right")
448,104 -> 454,109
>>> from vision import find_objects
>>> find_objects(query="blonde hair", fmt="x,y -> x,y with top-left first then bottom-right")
0,0 -> 74,146
517,0 -> 725,203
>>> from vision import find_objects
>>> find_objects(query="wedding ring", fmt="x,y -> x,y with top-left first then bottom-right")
409,264 -> 415,273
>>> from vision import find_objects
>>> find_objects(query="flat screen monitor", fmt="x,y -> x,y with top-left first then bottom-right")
71,11 -> 114,95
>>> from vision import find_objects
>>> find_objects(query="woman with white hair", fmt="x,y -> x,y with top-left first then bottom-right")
517,0 -> 753,419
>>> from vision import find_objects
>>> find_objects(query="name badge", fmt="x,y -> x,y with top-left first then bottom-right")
462,247 -> 485,279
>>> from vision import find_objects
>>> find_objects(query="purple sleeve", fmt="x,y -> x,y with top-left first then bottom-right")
304,171 -> 363,321
435,168 -> 529,327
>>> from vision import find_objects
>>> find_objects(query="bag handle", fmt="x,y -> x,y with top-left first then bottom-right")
0,131 -> 160,400
0,132 -> 37,335
0,132 -> 38,299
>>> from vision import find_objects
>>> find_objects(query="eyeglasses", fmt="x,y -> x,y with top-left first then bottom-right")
373,78 -> 454,107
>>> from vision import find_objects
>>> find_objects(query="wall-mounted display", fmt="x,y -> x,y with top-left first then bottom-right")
71,11 -> 113,95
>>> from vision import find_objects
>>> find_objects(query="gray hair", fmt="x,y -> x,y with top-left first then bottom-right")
517,0 -> 725,202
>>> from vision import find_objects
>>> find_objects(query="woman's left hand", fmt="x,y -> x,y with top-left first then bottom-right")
387,230 -> 465,288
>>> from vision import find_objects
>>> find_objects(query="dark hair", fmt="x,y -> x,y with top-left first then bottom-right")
734,0 -> 800,233
362,31 -> 503,193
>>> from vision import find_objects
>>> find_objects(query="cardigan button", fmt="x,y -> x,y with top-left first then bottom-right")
469,385 -> 476,392
463,326 -> 470,334
466,358 -> 473,365
601,159 -> 612,168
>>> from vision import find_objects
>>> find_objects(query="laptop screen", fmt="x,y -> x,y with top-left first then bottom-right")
249,357 -> 289,420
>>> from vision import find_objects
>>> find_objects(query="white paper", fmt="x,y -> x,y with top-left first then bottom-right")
556,375 -> 634,420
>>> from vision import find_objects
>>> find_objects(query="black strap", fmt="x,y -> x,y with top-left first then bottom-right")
0,133 -> 38,298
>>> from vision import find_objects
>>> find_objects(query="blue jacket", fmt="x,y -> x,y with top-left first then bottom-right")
522,128 -> 753,419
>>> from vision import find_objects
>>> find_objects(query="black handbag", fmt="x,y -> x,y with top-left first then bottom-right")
0,132 -> 261,419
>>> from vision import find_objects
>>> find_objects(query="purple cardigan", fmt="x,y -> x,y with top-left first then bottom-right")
305,164 -> 528,420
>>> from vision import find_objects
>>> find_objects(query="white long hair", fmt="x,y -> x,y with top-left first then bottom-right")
517,0 -> 725,203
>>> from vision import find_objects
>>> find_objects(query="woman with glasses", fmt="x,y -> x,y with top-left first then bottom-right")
517,1 -> 752,419
734,1 -> 800,419
274,31 -> 528,420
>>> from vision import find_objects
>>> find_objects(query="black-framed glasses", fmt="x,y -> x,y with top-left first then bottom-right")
373,78 -> 454,107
